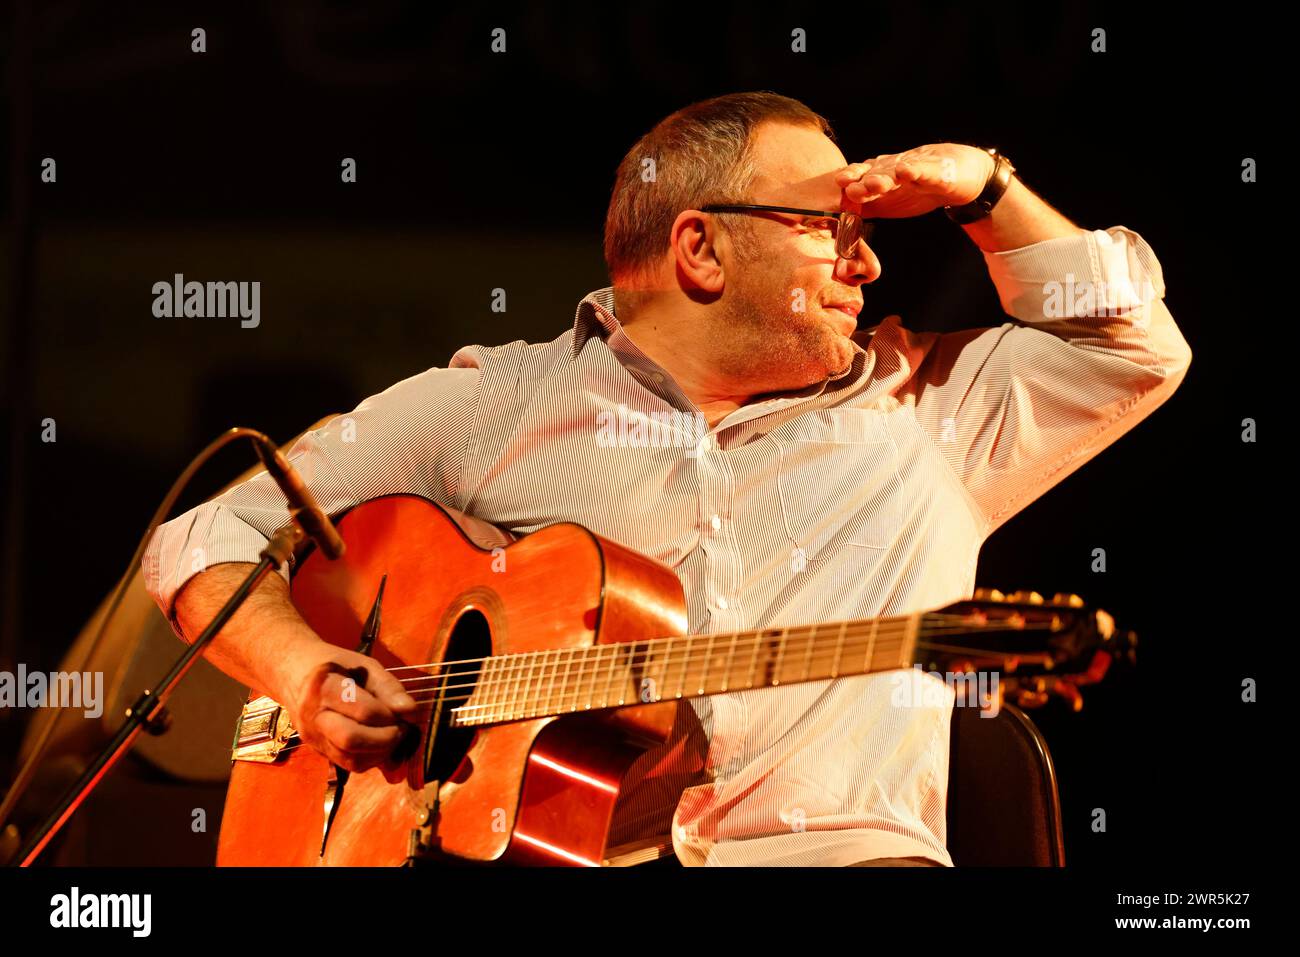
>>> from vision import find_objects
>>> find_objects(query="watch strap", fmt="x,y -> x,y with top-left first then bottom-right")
944,148 -> 1016,225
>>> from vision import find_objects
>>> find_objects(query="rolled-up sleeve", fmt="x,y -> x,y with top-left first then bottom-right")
142,363 -> 481,631
906,225 -> 1193,533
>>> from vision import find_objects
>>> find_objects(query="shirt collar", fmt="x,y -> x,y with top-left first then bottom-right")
572,287 -> 621,356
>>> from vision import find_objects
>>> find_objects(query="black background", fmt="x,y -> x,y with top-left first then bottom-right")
0,1 -> 1277,873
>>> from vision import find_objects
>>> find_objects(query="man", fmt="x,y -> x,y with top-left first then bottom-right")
143,92 -> 1191,867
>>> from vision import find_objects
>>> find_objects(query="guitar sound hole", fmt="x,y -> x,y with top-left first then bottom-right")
423,609 -> 490,784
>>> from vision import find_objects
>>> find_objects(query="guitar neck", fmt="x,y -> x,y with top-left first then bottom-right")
451,613 -> 926,728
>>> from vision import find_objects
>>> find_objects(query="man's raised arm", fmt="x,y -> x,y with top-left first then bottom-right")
904,207 -> 1192,532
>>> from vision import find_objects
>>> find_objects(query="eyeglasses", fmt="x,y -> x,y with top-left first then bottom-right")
700,204 -> 875,260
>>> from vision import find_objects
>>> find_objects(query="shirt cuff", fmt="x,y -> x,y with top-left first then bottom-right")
142,501 -> 290,638
982,225 -> 1167,323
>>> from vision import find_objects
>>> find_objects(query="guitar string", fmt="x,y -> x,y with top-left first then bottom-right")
400,628 -> 1054,711
263,641 -> 1018,760
379,619 -> 1053,698
376,614 -> 1047,683
272,621 -> 1051,723
261,628 -> 1055,755
378,610 -> 1008,675
422,630 -> 1054,715
267,632 -> 909,757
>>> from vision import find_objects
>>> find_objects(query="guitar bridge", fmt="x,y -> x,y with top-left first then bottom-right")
231,695 -> 297,763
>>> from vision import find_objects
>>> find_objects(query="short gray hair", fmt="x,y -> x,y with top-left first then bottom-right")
603,92 -> 834,284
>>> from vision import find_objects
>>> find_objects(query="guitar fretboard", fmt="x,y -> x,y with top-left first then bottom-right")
449,614 -> 923,727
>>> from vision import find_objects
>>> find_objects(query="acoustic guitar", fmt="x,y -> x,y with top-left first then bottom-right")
216,494 -> 1132,867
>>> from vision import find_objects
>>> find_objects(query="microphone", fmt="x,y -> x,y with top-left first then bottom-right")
252,434 -> 346,560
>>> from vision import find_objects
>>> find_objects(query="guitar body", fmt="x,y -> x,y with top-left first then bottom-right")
216,495 -> 687,867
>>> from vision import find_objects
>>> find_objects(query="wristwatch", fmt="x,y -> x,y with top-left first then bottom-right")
944,147 -> 1016,224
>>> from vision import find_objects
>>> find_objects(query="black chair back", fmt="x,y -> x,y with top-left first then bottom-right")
946,702 -> 1065,866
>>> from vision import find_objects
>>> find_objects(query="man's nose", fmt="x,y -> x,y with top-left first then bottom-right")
834,239 -> 882,285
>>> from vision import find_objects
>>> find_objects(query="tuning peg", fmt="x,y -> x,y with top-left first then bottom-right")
1007,590 -> 1044,604
1051,592 -> 1085,607
973,588 -> 1005,602
1012,688 -> 1050,709
1094,609 -> 1116,640
1052,682 -> 1085,712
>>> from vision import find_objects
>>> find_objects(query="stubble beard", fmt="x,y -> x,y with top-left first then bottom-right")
713,274 -> 852,393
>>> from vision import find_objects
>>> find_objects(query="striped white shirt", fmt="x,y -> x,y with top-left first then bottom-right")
143,225 -> 1191,866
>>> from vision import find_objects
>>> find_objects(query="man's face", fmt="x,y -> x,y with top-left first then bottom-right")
712,121 -> 882,393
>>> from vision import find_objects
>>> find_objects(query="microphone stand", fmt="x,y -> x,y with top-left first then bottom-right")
14,522 -> 306,866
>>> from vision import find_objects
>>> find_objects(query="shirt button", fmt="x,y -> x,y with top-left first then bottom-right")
717,596 -> 729,610
710,514 -> 722,530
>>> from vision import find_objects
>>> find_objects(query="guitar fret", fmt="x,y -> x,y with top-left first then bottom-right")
511,651 -> 530,721
527,650 -> 542,719
536,650 -> 555,718
559,647 -> 577,712
747,629 -> 761,689
722,631 -> 738,692
633,640 -> 650,703
540,648 -> 556,717
772,627 -> 789,685
801,623 -> 816,681
582,642 -> 595,712
494,653 -> 511,723
525,650 -> 542,719
480,656 -> 495,723
507,653 -> 522,721
513,650 -> 527,720
572,646 -> 587,712
521,649 -> 541,719
602,642 -> 619,708
574,646 -> 590,711
676,635 -> 693,698
501,652 -> 515,722
493,657 -> 508,723
577,646 -> 592,711
585,645 -> 602,710
700,633 -> 715,695
543,649 -> 559,718
831,621 -> 846,678
527,650 -> 543,720
651,640 -> 668,703
597,645 -> 612,708
476,657 -> 495,724
661,636 -> 675,699
621,639 -> 637,707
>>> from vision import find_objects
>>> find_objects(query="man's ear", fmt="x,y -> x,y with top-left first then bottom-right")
669,210 -> 726,294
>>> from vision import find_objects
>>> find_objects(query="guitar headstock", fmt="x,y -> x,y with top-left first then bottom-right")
921,589 -> 1137,712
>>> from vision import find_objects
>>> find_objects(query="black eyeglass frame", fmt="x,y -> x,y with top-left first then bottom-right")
699,204 -> 875,259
